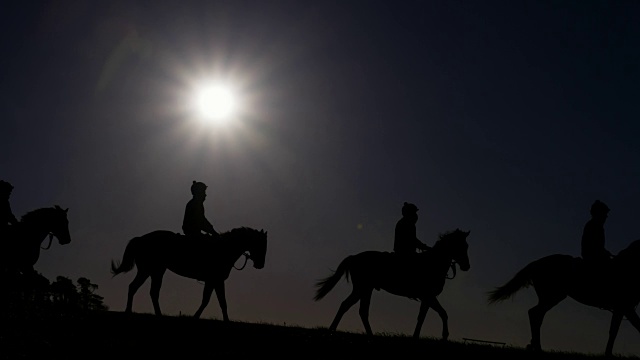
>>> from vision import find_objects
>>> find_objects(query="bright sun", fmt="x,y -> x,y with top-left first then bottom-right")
194,84 -> 237,123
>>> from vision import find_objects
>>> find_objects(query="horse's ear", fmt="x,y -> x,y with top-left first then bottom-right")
465,230 -> 470,236
65,208 -> 69,213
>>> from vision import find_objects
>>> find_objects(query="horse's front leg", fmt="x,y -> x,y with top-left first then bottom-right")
193,281 -> 216,319
214,281 -> 229,322
413,298 -> 431,339
421,297 -> 448,340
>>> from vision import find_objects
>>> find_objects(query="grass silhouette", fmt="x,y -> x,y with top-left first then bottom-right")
2,310 -> 636,360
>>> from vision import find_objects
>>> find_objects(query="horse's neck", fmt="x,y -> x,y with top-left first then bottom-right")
221,236 -> 248,260
19,223 -> 50,245
9,223 -> 47,248
427,247 -> 454,272
614,252 -> 640,276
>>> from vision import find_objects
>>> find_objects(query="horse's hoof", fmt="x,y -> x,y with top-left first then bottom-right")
526,344 -> 541,352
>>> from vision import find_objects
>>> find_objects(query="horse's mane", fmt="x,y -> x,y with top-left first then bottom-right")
20,206 -> 58,223
616,239 -> 640,260
224,226 -> 258,236
433,229 -> 464,247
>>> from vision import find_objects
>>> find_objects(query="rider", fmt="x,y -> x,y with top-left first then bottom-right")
182,181 -> 220,242
0,180 -> 18,239
393,202 -> 430,255
581,200 -> 613,269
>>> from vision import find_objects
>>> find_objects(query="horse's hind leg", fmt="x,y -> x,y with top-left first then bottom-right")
357,287 -> 375,336
149,269 -> 166,316
605,310 -> 624,356
126,270 -> 150,313
528,291 -> 566,352
329,290 -> 361,332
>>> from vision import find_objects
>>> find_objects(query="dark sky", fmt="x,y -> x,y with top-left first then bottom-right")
3,0 -> 640,355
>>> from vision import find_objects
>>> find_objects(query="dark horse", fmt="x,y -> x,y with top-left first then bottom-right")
111,227 -> 268,320
314,229 -> 470,339
1,205 -> 71,281
487,240 -> 640,356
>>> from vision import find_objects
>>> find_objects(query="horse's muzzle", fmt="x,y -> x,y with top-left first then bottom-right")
59,233 -> 71,245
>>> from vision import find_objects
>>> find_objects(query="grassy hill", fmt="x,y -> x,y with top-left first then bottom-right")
1,310 -> 636,360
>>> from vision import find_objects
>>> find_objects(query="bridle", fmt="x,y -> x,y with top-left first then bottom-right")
234,234 -> 266,270
417,244 -> 461,280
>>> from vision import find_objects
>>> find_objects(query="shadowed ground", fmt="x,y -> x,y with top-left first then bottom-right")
1,310 -> 636,360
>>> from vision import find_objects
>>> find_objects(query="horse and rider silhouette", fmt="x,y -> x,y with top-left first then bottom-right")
314,201 -> 471,340
0,180 -> 71,316
315,227 -> 470,340
487,200 -> 640,356
110,180 -> 268,321
0,180 -> 71,284
7,175 -> 640,357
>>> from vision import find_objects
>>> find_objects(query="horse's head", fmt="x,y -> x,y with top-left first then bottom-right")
20,205 -> 71,246
50,205 -> 71,245
437,228 -> 470,271
247,229 -> 267,269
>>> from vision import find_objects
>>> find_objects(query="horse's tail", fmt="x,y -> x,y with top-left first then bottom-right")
313,255 -> 353,301
487,261 -> 535,304
110,236 -> 141,277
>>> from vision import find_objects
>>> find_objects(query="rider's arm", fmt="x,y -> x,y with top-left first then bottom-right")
4,203 -> 18,225
416,238 -> 430,251
203,218 -> 217,235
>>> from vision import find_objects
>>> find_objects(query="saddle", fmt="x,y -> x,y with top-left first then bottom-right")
0,225 -> 18,242
388,251 -> 454,293
575,257 -> 615,290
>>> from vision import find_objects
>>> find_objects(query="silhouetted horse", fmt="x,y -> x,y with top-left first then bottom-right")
1,206 -> 71,281
314,229 -> 470,339
111,227 -> 268,320
487,239 -> 640,356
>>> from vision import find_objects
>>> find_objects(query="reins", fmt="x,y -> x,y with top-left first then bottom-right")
233,252 -> 251,270
195,250 -> 252,286
415,246 -> 460,280
41,233 -> 54,250
446,261 -> 457,279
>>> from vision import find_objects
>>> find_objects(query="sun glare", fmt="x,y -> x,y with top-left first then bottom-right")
194,84 -> 237,123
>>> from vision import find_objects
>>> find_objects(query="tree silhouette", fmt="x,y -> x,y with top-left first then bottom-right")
4,273 -> 108,317
50,276 -> 78,307
30,272 -> 51,303
77,277 -> 108,311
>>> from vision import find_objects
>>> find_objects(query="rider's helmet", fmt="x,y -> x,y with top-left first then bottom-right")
590,200 -> 610,216
0,180 -> 13,195
402,202 -> 419,217
190,181 -> 208,196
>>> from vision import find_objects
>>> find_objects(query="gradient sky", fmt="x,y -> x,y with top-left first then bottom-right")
2,0 -> 640,356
